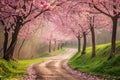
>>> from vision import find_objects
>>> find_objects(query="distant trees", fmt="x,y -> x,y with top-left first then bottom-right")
46,0 -> 114,59
40,22 -> 68,53
51,1 -> 110,58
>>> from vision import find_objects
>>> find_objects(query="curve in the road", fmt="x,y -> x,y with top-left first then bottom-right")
32,49 -> 79,80
27,48 -> 105,80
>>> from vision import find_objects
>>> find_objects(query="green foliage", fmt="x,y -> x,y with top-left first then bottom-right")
0,58 -> 45,80
38,48 -> 65,57
49,48 -> 65,56
69,41 -> 120,79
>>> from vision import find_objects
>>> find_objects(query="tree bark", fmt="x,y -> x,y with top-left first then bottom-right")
3,33 -> 18,60
3,22 -> 21,60
60,43 -> 64,49
77,36 -> 81,53
49,40 -> 51,53
81,32 -> 86,55
90,26 -> 96,57
3,28 -> 9,59
53,40 -> 56,51
109,18 -> 118,59
57,43 -> 60,50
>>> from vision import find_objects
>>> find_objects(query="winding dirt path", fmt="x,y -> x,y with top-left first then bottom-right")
27,48 -> 105,80
27,48 -> 80,80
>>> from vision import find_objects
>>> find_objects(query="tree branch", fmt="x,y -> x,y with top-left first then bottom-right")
93,5 -> 112,18
24,3 -> 33,19
23,9 -> 49,25
18,39 -> 25,59
100,2 -> 111,16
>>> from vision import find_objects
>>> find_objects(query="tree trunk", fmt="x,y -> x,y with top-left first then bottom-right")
53,40 -> 56,51
90,26 -> 96,57
58,43 -> 60,50
77,36 -> 81,53
3,23 -> 21,60
6,41 -> 17,60
60,43 -> 63,49
109,18 -> 118,59
3,34 -> 18,60
49,40 -> 51,53
3,29 -> 9,59
82,32 -> 86,55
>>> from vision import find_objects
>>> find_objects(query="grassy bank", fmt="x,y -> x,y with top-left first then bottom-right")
0,58 -> 45,80
0,48 -> 65,80
69,41 -> 120,79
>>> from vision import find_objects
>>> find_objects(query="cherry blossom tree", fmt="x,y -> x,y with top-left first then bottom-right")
65,1 -> 112,57
46,2 -> 85,53
91,0 -> 120,59
53,1 -> 111,58
67,14 -> 86,53
0,0 -> 56,60
49,13 -> 83,53
75,0 -> 120,58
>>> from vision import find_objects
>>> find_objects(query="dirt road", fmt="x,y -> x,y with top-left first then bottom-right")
27,48 -> 80,80
27,48 -> 105,80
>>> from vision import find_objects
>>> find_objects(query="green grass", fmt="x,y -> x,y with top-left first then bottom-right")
38,48 -> 65,57
49,48 -> 65,56
0,58 -> 45,80
0,48 -> 65,80
69,41 -> 120,80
